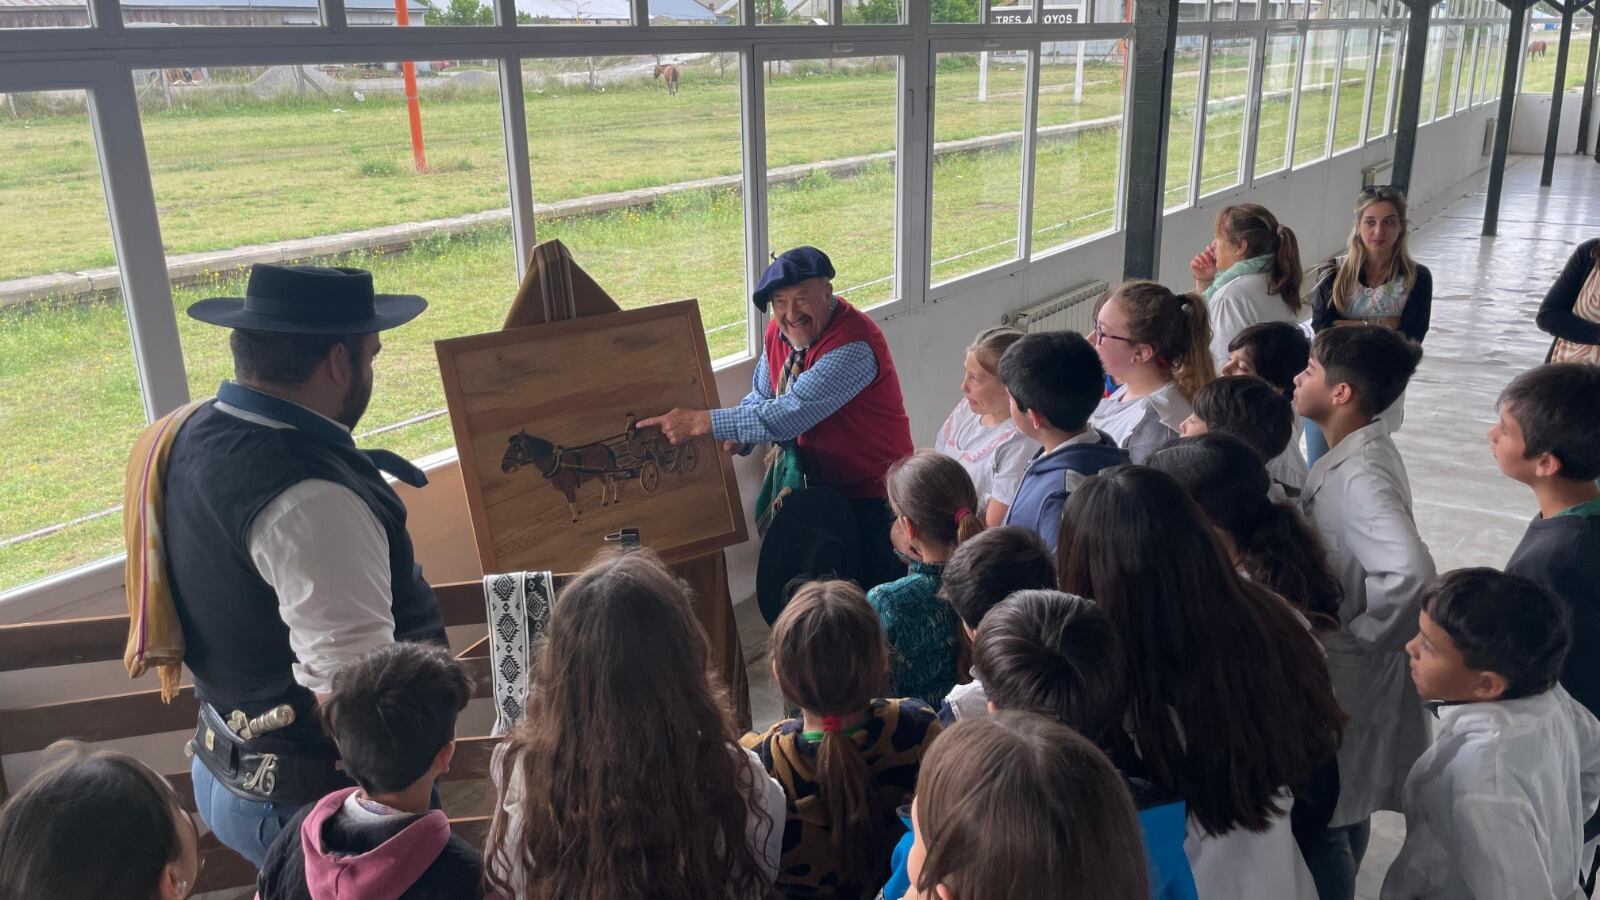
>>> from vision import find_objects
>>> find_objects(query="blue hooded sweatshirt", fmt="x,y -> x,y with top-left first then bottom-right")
1001,429 -> 1129,554
877,778 -> 1199,900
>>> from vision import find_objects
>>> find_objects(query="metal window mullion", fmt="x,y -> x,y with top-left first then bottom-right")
87,0 -> 122,31
1190,35 -> 1213,206
499,55 -> 538,277
1018,43 -> 1043,260
1326,27 -> 1346,156
321,0 -> 347,30
900,32 -> 931,302
740,46 -> 768,355
1359,26 -> 1378,141
1243,33 -> 1266,181
88,66 -> 189,420
634,0 -> 650,28
832,0 -> 844,26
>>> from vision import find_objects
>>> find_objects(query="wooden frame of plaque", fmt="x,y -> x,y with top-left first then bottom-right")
436,300 -> 747,575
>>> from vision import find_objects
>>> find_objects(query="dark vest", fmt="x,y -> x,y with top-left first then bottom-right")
163,400 -> 445,756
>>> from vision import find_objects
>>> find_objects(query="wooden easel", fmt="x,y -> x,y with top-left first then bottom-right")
502,240 -> 752,730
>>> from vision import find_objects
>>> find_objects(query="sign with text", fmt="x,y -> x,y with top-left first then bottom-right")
990,2 -> 1080,23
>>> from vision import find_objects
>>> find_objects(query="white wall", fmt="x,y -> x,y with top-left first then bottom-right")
1511,89 -> 1600,154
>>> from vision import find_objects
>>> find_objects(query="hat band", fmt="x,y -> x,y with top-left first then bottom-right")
243,292 -> 376,325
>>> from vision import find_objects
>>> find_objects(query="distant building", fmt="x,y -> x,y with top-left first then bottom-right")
0,0 -> 427,27
514,0 -> 714,23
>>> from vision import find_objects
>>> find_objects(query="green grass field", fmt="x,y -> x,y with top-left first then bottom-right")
1521,34 -> 1593,96
0,41 -> 1421,590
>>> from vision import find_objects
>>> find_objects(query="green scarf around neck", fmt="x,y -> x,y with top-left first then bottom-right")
1203,253 -> 1274,300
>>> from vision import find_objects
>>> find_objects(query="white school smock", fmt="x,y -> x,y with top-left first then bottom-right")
1380,687 -> 1600,900
1300,421 -> 1437,827
933,400 -> 1040,512
1091,382 -> 1191,465
1184,793 -> 1318,900
1269,418 -> 1310,493
1207,272 -> 1301,368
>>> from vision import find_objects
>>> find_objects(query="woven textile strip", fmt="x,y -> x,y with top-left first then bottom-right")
483,571 -> 555,736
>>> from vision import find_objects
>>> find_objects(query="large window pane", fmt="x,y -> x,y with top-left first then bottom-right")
1419,25 -> 1442,124
1166,37 -> 1205,208
1199,36 -> 1253,196
1367,27 -> 1401,140
758,0 -> 828,24
516,0 -> 630,25
1332,27 -> 1371,152
123,0 -> 324,25
1255,33 -> 1300,177
1522,23 -> 1591,94
0,0 -> 88,27
1294,29 -> 1341,165
933,0 -> 981,24
1032,37 -> 1126,253
523,56 -> 748,361
766,56 -> 898,307
931,52 -> 1026,285
0,92 -> 145,591
361,0 -> 490,25
1432,25 -> 1462,119
842,0 -> 903,23
137,62 -> 516,464
649,0 -> 730,24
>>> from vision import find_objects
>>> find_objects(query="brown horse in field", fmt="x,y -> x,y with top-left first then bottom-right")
1528,40 -> 1548,60
653,63 -> 680,96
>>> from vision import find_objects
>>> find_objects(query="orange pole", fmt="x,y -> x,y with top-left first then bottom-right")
395,0 -> 427,173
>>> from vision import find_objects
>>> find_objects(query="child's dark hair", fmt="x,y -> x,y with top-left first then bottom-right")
0,742 -> 188,900
1227,321 -> 1310,397
997,330 -> 1105,433
1215,204 -> 1303,313
886,450 -> 986,549
1423,568 -> 1571,701
913,712 -> 1150,900
976,590 -> 1127,744
939,525 -> 1057,632
1147,434 -> 1343,632
1058,466 -> 1344,835
1498,363 -> 1600,481
1312,325 -> 1422,418
320,642 -> 471,794
1097,281 -> 1217,399
1191,375 -> 1295,461
771,579 -> 893,894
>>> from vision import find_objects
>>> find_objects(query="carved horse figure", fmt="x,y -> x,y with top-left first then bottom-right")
653,63 -> 680,96
501,430 -> 620,521
1528,40 -> 1548,60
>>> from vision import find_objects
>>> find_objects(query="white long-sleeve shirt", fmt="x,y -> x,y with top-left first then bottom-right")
217,400 -> 396,695
1381,687 -> 1600,900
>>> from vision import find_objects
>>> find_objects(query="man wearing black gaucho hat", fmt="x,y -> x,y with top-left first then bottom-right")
641,246 -> 915,596
162,264 -> 448,865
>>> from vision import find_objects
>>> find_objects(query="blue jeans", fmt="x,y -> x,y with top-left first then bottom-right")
1300,818 -> 1372,900
190,754 -> 305,868
1303,417 -> 1331,467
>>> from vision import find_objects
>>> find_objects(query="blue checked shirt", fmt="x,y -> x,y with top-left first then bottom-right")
709,339 -> 878,447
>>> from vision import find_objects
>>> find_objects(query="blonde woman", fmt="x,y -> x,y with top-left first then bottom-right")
934,326 -> 1041,525
1305,186 -> 1433,463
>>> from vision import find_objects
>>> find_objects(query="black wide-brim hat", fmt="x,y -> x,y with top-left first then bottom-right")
187,263 -> 427,334
757,486 -> 861,625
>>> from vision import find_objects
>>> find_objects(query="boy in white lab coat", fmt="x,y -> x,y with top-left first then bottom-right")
1293,326 -> 1435,897
1382,568 -> 1600,900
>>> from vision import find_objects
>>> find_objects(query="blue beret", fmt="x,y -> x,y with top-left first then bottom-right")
752,246 -> 836,312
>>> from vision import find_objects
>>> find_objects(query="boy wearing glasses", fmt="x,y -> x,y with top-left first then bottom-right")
995,332 -> 1127,554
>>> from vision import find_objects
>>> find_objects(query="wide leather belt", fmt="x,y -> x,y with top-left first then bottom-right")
187,703 -> 349,806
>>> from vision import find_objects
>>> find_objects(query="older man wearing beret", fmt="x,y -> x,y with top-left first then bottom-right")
642,246 -> 914,589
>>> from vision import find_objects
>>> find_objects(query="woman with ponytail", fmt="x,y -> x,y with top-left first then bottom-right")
1191,204 -> 1305,367
1089,280 -> 1217,464
745,580 -> 942,900
870,450 -> 986,707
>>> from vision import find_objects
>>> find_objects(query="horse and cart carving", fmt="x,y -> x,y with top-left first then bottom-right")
501,415 -> 700,520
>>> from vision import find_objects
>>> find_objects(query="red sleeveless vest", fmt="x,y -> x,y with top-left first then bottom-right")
764,298 -> 914,499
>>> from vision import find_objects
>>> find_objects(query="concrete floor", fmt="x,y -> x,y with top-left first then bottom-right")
733,153 -> 1600,899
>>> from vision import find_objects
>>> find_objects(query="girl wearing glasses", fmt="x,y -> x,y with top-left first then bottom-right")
0,741 -> 203,900
1190,204 -> 1305,368
1089,281 -> 1216,464
1305,186 -> 1432,463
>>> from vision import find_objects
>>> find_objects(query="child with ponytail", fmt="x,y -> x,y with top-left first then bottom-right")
744,580 -> 942,900
871,450 -> 986,707
1089,280 -> 1216,464
1191,204 -> 1305,367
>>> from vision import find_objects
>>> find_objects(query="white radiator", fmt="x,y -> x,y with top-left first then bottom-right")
1002,280 -> 1109,335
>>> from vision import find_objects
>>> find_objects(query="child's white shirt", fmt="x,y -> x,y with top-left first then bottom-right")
1381,686 -> 1600,900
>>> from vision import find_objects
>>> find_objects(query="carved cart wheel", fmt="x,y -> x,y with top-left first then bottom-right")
640,459 -> 661,493
678,441 -> 698,473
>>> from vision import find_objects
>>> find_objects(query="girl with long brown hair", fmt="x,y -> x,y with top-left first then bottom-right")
870,450 -> 987,706
483,549 -> 784,900
744,579 -> 941,900
1190,203 -> 1305,367
1089,280 -> 1217,463
906,712 -> 1151,900
1305,185 -> 1432,463
934,326 -> 1041,525
1057,466 -> 1344,900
